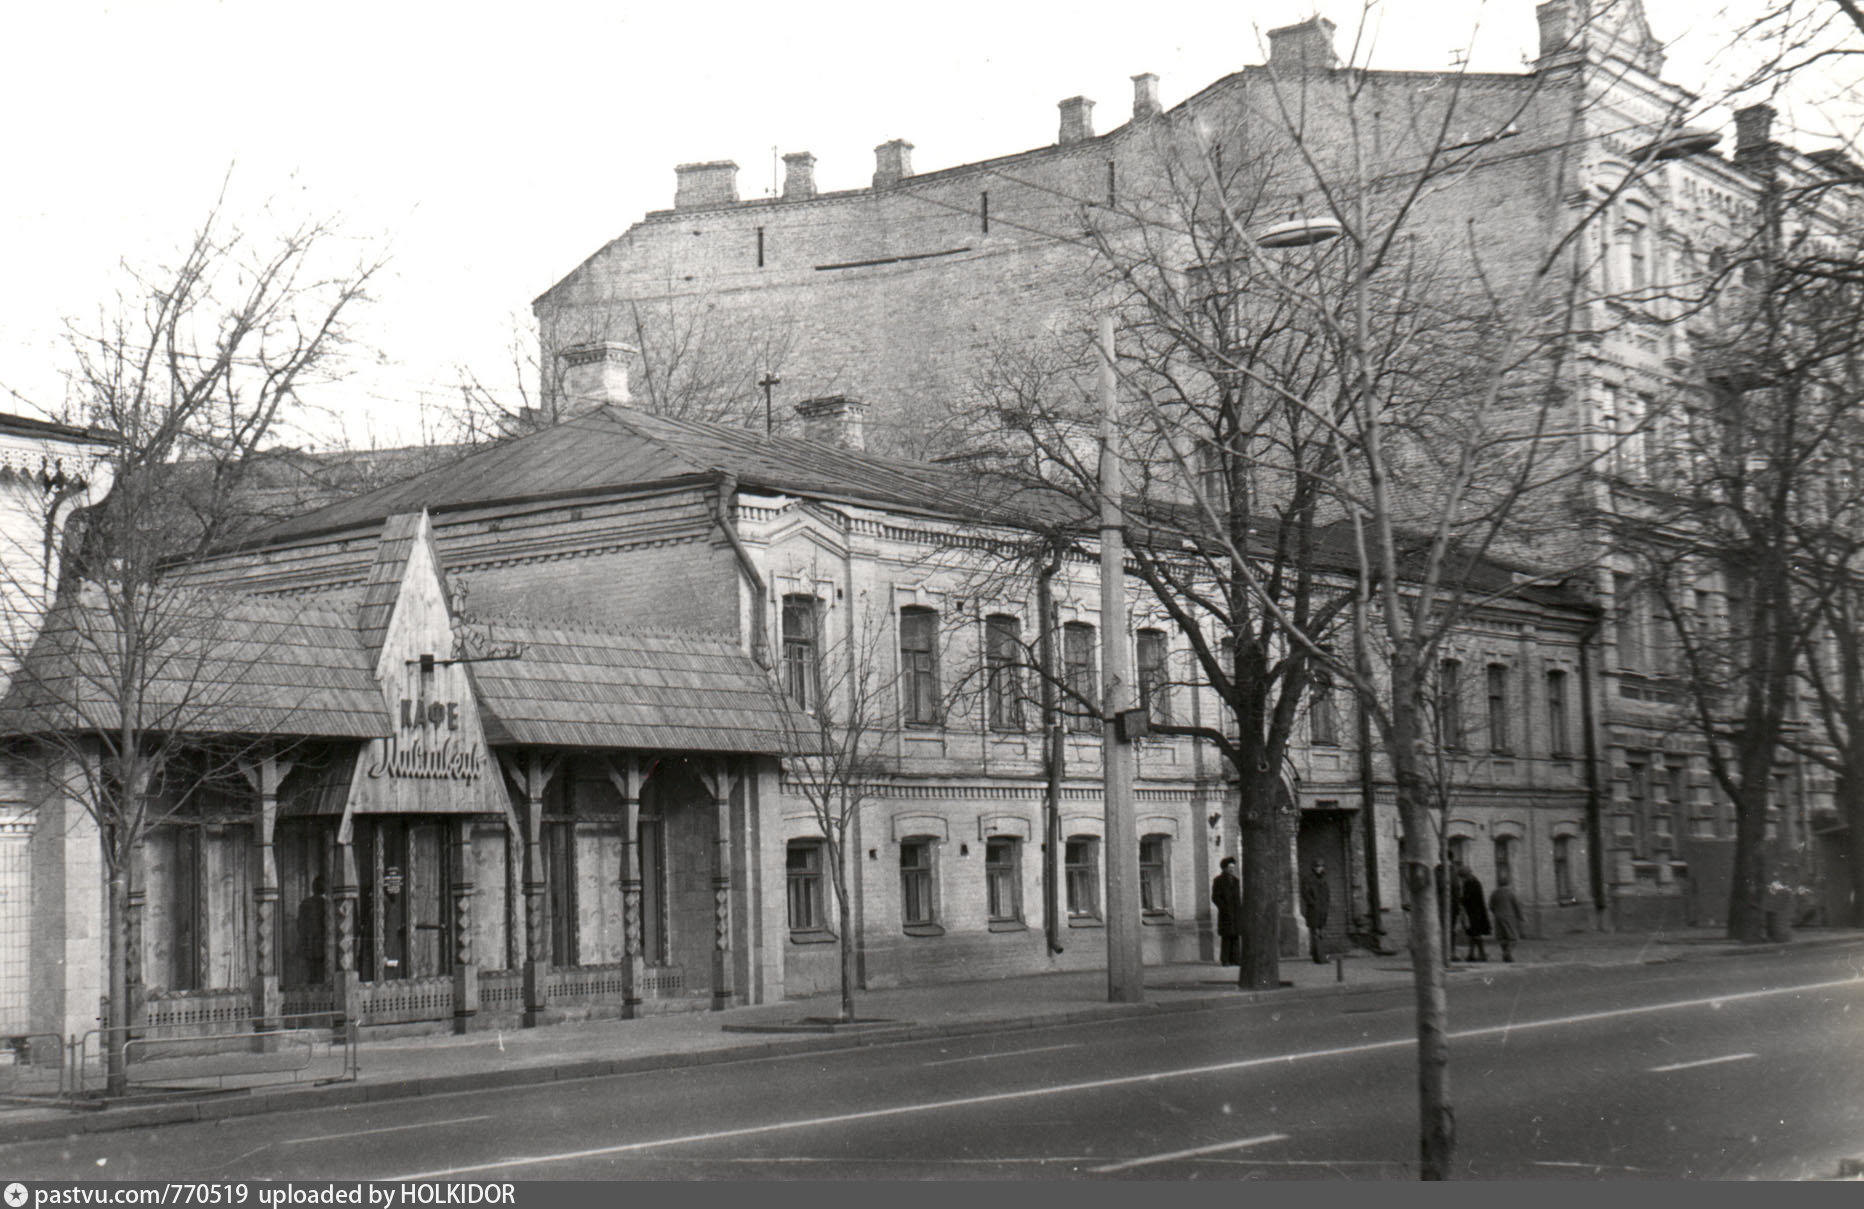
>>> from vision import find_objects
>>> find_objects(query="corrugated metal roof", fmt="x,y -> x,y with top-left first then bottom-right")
467,619 -> 802,755
0,589 -> 388,739
241,406 -> 1087,544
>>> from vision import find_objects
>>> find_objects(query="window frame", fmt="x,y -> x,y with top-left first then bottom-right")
899,606 -> 941,727
1064,835 -> 1102,923
1546,668 -> 1570,756
1139,834 -> 1171,919
985,614 -> 1024,732
1486,663 -> 1511,753
1136,628 -> 1171,726
781,594 -> 821,712
899,837 -> 941,934
785,839 -> 832,938
1439,658 -> 1465,749
984,836 -> 1023,928
1063,622 -> 1099,734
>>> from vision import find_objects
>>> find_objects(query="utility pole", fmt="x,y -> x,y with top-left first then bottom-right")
759,372 -> 781,435
1098,314 -> 1144,1003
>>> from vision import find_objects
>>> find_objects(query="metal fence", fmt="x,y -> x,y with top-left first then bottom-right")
71,1012 -> 358,1098
0,1032 -> 67,1099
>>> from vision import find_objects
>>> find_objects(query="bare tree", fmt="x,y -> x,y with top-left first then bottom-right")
0,198 -> 381,1093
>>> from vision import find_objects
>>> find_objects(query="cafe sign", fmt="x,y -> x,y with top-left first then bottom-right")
364,696 -> 488,781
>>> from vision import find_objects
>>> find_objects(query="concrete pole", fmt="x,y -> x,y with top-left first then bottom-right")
1098,313 -> 1144,1004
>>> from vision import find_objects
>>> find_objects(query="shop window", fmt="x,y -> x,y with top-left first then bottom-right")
1139,835 -> 1170,916
1065,836 -> 1101,921
985,837 -> 1021,925
1137,629 -> 1171,725
782,595 -> 821,711
900,606 -> 941,725
985,614 -> 1023,731
786,840 -> 829,934
1063,623 -> 1099,733
900,838 -> 939,932
1553,835 -> 1577,903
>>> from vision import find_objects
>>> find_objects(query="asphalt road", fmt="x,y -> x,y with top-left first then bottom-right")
4,942 -> 1861,1181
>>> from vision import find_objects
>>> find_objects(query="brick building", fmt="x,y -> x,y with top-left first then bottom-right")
531,0 -> 1858,930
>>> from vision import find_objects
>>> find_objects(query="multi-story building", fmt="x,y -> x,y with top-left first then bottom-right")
532,0 -> 1860,930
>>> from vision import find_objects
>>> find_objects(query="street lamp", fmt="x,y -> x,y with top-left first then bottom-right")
1255,215 -> 1344,248
1632,127 -> 1723,163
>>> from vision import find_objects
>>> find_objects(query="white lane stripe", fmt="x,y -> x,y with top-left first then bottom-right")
386,973 -> 1863,1181
923,1043 -> 1084,1067
1648,1052 -> 1757,1073
1088,1133 -> 1289,1173
284,1115 -> 494,1145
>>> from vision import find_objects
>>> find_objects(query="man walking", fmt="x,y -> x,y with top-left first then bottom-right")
1211,856 -> 1243,965
1489,870 -> 1525,962
1300,860 -> 1330,964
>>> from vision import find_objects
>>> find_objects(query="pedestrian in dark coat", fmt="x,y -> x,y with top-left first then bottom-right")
1210,857 -> 1243,965
1457,862 -> 1490,961
1489,871 -> 1525,963
1299,860 -> 1330,964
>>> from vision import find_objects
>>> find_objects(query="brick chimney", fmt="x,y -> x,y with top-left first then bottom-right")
1535,0 -> 1578,63
782,152 -> 818,200
557,342 -> 634,413
873,139 -> 914,189
1058,96 -> 1095,144
1131,73 -> 1161,120
674,161 -> 739,210
1266,17 -> 1338,70
1735,104 -> 1776,165
796,396 -> 868,450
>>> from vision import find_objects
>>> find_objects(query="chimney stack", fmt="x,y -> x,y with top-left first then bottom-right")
674,161 -> 740,210
795,396 -> 868,451
1058,96 -> 1096,144
873,139 -> 914,189
556,342 -> 634,413
782,152 -> 818,200
1266,17 -> 1339,70
1131,73 -> 1160,120
1735,104 -> 1776,165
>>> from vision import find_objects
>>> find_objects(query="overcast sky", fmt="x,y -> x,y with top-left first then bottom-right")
2,0 -> 1853,450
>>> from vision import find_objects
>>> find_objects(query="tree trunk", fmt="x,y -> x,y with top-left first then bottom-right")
832,843 -> 855,1023
105,856 -> 130,1097
1390,746 -> 1454,1178
1236,765 -> 1284,991
1844,766 -> 1864,929
1728,752 -> 1773,942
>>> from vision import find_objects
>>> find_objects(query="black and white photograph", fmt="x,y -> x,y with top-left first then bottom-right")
0,0 -> 1860,1184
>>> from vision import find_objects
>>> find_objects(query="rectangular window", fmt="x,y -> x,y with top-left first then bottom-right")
1546,669 -> 1569,755
1065,837 -> 1100,919
1064,622 -> 1099,733
1493,836 -> 1515,884
782,595 -> 820,711
900,607 -> 940,725
1486,664 -> 1510,752
1614,573 -> 1645,671
1137,629 -> 1170,725
1624,201 -> 1651,292
900,839 -> 936,928
786,841 -> 827,933
985,615 -> 1023,731
1628,757 -> 1649,857
1139,836 -> 1170,915
1310,664 -> 1339,746
1439,659 -> 1464,749
1553,835 -> 1576,903
985,838 -> 1020,923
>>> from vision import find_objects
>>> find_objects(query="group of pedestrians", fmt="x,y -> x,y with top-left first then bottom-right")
1209,854 -> 1528,966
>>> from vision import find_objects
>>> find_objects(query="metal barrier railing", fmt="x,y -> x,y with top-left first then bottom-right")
72,1011 -> 358,1098
0,1032 -> 66,1099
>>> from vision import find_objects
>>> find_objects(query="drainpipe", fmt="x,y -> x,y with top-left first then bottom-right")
1578,612 -> 1609,932
712,472 -> 769,667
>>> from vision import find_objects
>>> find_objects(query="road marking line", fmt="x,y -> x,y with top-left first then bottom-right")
386,973 -> 1863,1181
1648,1052 -> 1757,1073
1088,1133 -> 1289,1173
923,1043 -> 1084,1067
284,1115 -> 494,1144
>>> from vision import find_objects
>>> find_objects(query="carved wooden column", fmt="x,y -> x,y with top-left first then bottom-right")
606,756 -> 642,1018
701,760 -> 735,1011
500,751 -> 559,1027
239,750 -> 295,1031
333,828 -> 361,1026
451,819 -> 477,1033
125,835 -> 147,1033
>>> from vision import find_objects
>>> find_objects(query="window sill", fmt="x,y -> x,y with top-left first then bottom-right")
1490,748 -> 1515,757
1141,912 -> 1174,927
787,929 -> 838,945
902,923 -> 945,938
1068,917 -> 1105,929
987,919 -> 1027,933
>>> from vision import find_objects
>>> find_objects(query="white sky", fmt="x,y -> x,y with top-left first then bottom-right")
1,0 -> 1853,450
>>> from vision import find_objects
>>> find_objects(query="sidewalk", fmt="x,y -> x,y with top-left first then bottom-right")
5,926 -> 1858,1144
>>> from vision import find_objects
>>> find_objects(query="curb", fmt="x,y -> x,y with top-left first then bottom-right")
0,974 -> 1399,1144
9,934 -> 1855,1144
